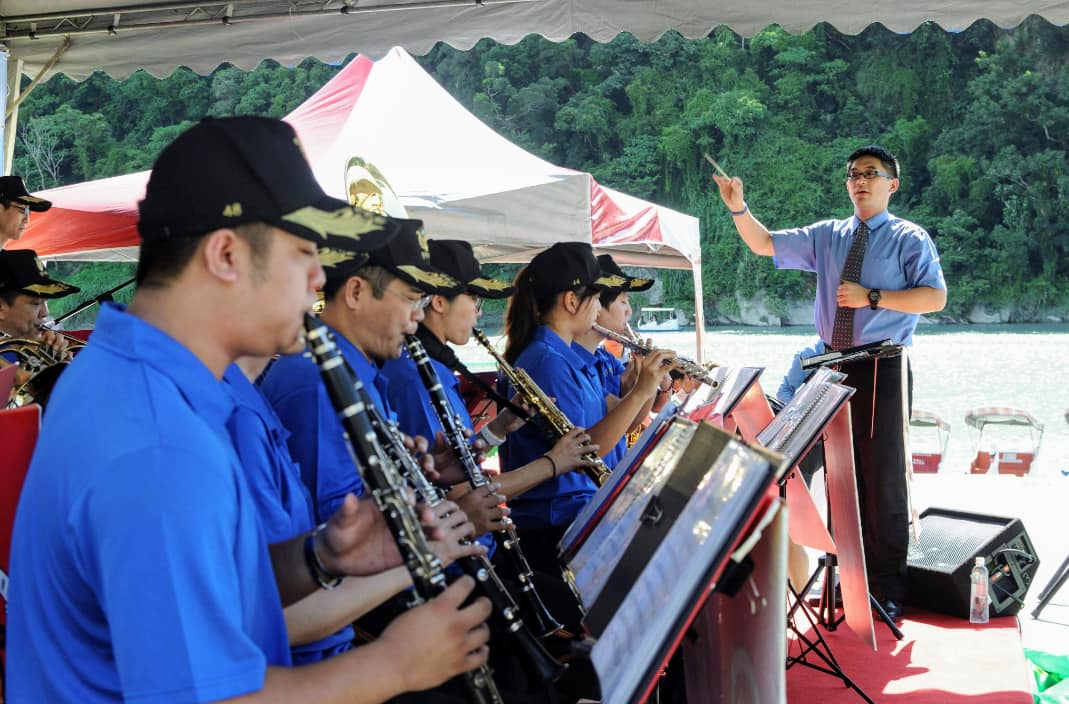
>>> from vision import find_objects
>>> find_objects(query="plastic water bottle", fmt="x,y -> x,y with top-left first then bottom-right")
969,556 -> 990,624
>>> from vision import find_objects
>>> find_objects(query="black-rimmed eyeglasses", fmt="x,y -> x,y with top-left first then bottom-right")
846,169 -> 893,182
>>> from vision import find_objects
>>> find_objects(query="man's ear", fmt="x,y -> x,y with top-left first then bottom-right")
429,294 -> 450,315
200,228 -> 241,284
343,274 -> 365,309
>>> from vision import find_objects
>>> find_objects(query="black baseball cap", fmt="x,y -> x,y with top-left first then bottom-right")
0,250 -> 80,299
138,116 -> 399,251
596,254 -> 654,293
528,242 -> 616,296
0,176 -> 52,212
428,240 -> 513,299
356,220 -> 461,296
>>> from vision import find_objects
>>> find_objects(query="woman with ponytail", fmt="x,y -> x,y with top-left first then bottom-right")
499,242 -> 673,567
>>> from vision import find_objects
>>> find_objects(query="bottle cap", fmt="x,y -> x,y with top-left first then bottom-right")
975,557 -> 985,565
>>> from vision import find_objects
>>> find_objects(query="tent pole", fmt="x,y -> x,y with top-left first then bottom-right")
692,254 -> 705,363
3,52 -> 22,176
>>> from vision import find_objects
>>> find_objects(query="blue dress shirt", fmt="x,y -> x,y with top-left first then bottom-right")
776,339 -> 824,404
223,365 -> 354,664
500,326 -> 604,527
7,303 -> 290,703
771,210 -> 946,347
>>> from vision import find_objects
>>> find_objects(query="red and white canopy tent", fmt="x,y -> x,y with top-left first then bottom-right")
11,47 -> 705,343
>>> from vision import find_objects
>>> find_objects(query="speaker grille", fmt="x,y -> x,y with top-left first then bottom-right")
907,514 -> 1005,573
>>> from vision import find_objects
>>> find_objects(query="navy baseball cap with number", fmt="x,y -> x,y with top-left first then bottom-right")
138,116 -> 399,253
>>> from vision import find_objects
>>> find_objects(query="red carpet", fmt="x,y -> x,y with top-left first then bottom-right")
786,609 -> 1033,703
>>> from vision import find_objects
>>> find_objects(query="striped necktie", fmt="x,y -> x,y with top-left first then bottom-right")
830,221 -> 870,350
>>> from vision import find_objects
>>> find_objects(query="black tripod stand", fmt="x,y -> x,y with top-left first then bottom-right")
1032,550 -> 1069,620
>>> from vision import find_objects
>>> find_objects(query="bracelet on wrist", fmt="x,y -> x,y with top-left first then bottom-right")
479,424 -> 506,448
543,453 -> 558,478
730,203 -> 749,217
304,523 -> 344,590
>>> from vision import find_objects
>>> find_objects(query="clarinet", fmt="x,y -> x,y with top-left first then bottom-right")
405,335 -> 565,641
302,315 -> 502,704
592,323 -> 720,389
472,329 -> 611,487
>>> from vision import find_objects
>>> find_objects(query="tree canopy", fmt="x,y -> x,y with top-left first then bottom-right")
16,17 -> 1069,325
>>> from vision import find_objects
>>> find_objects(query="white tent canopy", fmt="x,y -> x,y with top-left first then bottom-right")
3,1 -> 1068,81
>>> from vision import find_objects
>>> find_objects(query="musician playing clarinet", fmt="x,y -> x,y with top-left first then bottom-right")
6,117 -> 492,703
713,145 -> 946,622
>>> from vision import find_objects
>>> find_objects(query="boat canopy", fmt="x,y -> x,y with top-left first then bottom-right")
910,409 -> 950,432
964,407 -> 1044,432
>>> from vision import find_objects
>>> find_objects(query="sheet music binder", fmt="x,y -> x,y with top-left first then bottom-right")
586,426 -> 780,703
799,339 -> 901,371
579,421 -> 780,636
681,365 -> 763,419
557,400 -> 679,562
755,367 -> 853,476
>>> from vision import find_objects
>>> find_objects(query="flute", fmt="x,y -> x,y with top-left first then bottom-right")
592,323 -> 719,389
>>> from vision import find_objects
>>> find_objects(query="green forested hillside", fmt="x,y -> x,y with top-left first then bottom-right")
15,18 -> 1069,324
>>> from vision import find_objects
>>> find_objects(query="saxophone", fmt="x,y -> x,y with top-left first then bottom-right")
471,329 -> 611,487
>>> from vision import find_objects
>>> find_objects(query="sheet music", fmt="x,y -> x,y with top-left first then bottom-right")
569,419 -> 697,607
681,366 -> 763,418
559,400 -> 679,556
591,442 -> 775,704
755,370 -> 852,474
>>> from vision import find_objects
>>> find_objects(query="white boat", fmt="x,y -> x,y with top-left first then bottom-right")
635,307 -> 687,332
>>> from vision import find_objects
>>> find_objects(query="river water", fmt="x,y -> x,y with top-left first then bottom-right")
459,323 -> 1069,479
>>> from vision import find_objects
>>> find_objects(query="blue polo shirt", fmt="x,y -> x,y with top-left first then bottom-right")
7,303 -> 289,703
573,343 -> 626,471
260,324 -> 394,523
771,210 -> 945,347
379,348 -> 495,557
223,365 -> 354,664
500,326 -> 604,527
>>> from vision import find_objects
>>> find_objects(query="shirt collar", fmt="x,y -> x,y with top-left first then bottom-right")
854,209 -> 890,231
94,303 -> 235,429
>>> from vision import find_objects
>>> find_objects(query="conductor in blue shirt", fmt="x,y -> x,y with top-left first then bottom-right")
713,145 -> 947,622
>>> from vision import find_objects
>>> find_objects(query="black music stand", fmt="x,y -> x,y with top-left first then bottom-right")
1032,551 -> 1069,620
576,423 -> 781,703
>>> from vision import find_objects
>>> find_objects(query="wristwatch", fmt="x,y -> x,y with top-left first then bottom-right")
868,288 -> 882,310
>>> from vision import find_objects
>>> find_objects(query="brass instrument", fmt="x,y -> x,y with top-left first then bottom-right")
592,323 -> 720,389
472,329 -> 611,487
0,334 -> 81,408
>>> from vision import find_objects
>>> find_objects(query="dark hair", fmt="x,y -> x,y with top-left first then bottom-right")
0,289 -> 19,306
504,265 -> 594,364
847,145 -> 900,179
599,288 -> 625,309
321,263 -> 393,303
134,222 -> 272,288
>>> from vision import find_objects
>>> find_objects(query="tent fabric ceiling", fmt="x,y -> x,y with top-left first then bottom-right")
3,0 -> 1069,81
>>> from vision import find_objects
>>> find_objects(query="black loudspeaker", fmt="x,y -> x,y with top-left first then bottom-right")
906,507 -> 1039,617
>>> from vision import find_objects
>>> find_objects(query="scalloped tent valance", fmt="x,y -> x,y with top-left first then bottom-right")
3,0 -> 1068,81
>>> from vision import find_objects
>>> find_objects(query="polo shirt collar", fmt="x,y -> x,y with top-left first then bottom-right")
94,303 -> 234,429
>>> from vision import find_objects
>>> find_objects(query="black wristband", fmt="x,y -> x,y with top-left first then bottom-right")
304,524 -> 343,590
543,453 -> 558,478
